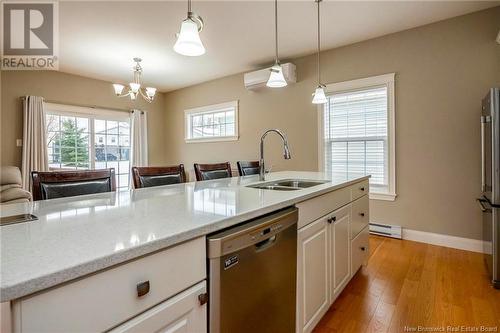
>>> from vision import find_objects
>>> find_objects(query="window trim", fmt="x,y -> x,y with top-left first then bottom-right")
45,103 -> 130,121
317,73 -> 396,201
184,100 -> 239,143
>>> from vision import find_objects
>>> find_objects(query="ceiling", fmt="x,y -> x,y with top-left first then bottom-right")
58,1 -> 499,92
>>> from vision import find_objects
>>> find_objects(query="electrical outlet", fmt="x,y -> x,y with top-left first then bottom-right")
16,139 -> 23,147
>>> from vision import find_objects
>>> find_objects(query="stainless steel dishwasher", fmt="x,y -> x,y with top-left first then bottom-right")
207,207 -> 298,333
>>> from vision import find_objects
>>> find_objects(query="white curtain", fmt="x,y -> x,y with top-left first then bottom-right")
130,110 -> 148,168
21,96 -> 49,191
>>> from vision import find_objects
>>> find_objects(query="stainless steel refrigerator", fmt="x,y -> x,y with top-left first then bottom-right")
478,88 -> 500,289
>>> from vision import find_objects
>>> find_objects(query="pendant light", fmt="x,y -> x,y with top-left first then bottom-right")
266,0 -> 287,88
312,0 -> 327,104
174,0 -> 205,56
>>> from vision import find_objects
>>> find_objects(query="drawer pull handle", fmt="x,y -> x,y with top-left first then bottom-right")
198,292 -> 209,305
359,213 -> 365,217
327,216 -> 336,224
360,187 -> 365,191
360,247 -> 366,251
137,281 -> 150,298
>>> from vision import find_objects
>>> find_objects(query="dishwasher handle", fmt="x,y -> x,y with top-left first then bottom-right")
255,235 -> 277,252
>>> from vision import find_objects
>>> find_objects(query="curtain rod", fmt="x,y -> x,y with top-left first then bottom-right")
19,96 -> 144,114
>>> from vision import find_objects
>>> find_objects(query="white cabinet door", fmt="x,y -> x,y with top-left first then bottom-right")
297,216 -> 329,333
330,205 -> 351,302
109,281 -> 207,333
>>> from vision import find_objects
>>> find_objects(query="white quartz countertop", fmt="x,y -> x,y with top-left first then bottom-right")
0,171 -> 368,301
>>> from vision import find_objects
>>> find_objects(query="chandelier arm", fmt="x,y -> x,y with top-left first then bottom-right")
138,89 -> 153,103
117,90 -> 132,98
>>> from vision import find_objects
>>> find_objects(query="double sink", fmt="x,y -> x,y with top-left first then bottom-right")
247,179 -> 329,191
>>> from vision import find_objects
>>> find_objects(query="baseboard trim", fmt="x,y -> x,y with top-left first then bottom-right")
402,229 -> 486,253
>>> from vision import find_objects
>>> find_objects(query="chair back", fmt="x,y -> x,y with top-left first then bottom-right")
31,169 -> 116,201
194,162 -> 232,181
132,165 -> 186,188
237,161 -> 260,176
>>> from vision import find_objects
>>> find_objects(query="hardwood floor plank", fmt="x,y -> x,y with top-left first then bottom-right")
313,236 -> 500,333
365,301 -> 396,333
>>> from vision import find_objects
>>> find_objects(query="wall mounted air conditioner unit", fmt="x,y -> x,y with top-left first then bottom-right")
244,63 -> 296,90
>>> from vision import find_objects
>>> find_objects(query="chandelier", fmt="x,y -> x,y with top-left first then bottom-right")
112,58 -> 157,103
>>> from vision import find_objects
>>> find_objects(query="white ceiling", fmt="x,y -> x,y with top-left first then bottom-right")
58,1 -> 499,92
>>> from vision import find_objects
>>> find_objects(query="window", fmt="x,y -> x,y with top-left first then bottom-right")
319,73 -> 396,201
185,101 -> 238,142
46,103 -> 131,190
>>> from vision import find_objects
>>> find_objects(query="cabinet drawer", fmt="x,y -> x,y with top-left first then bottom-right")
351,226 -> 369,276
14,237 -> 206,333
297,186 -> 350,229
351,179 -> 369,201
351,195 -> 369,239
109,281 -> 207,333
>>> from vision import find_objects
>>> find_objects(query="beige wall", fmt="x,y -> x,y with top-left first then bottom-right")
164,7 -> 500,240
1,70 -> 168,167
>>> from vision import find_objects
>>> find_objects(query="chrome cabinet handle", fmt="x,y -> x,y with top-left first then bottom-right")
137,280 -> 150,298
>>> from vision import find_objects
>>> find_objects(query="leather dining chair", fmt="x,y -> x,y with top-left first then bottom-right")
194,162 -> 232,181
236,161 -> 260,176
31,169 -> 116,201
132,165 -> 186,188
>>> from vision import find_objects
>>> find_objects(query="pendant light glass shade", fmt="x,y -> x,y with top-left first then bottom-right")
145,87 -> 157,98
113,84 -> 125,96
266,64 -> 287,88
174,18 -> 205,56
129,82 -> 141,93
312,85 -> 327,104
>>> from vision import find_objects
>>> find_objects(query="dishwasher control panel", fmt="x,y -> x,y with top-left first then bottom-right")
207,207 -> 298,258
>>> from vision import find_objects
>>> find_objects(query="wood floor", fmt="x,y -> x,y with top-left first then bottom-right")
313,236 -> 500,333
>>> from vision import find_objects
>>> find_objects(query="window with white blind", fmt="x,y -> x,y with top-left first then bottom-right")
185,101 -> 238,143
320,73 -> 396,201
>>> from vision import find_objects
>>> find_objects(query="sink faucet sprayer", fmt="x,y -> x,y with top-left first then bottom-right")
259,129 -> 291,181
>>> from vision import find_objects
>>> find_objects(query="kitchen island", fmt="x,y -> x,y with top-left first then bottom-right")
0,171 -> 370,333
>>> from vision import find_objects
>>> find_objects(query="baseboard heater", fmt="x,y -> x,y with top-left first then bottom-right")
369,222 -> 402,239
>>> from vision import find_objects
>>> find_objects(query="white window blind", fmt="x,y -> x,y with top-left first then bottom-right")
324,86 -> 389,193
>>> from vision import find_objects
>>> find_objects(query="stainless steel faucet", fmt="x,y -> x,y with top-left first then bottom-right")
259,129 -> 291,181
